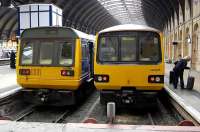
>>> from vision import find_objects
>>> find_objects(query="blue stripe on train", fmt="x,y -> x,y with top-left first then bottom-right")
82,59 -> 90,80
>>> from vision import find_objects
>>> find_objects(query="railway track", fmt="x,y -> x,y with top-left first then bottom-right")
52,109 -> 70,123
0,89 -> 197,126
88,92 -> 185,125
0,90 -> 26,119
0,89 -> 73,123
121,90 -> 198,126
14,105 -> 36,121
161,92 -> 200,126
14,106 -> 72,123
0,89 -> 98,123
147,112 -> 155,125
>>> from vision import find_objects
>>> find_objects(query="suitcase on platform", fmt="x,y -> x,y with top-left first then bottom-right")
186,76 -> 195,90
186,70 -> 195,90
169,71 -> 174,84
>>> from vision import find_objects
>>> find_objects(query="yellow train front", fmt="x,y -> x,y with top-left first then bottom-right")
16,27 -> 94,106
94,24 -> 164,107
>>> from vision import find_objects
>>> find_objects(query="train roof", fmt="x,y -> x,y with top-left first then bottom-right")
72,28 -> 95,41
99,24 -> 160,34
21,26 -> 95,41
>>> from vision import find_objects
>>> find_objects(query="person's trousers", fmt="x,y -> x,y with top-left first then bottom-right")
173,71 -> 184,88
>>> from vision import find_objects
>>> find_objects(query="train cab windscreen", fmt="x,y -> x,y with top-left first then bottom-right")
97,31 -> 161,64
21,41 -> 34,65
20,40 -> 74,66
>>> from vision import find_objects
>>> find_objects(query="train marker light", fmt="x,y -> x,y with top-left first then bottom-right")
61,70 -> 74,76
148,75 -> 164,83
94,75 -> 109,82
150,77 -> 155,82
103,76 -> 108,81
61,70 -> 67,76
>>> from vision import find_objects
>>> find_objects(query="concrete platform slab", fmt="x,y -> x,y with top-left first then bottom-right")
165,63 -> 200,124
0,65 -> 20,98
0,122 -> 199,132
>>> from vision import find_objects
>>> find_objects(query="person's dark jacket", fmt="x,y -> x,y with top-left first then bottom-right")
173,59 -> 189,73
10,52 -> 15,60
10,51 -> 16,68
174,60 -> 178,66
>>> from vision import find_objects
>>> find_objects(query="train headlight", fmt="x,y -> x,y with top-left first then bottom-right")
98,76 -> 103,81
94,75 -> 109,82
155,77 -> 161,82
148,75 -> 164,83
19,69 -> 30,75
61,70 -> 74,76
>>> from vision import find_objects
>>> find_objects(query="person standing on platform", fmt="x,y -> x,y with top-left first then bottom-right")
10,50 -> 16,69
174,54 -> 182,66
173,56 -> 191,89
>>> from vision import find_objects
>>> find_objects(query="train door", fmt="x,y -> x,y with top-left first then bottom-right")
81,40 -> 90,79
88,41 -> 94,77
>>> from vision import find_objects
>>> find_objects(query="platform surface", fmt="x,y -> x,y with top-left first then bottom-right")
165,63 -> 200,124
0,65 -> 20,98
0,122 -> 199,132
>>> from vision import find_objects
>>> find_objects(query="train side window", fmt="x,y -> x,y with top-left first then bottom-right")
99,37 -> 118,61
21,42 -> 33,65
59,42 -> 73,65
120,37 -> 136,61
39,42 -> 53,65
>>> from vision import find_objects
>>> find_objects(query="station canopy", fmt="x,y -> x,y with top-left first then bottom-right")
0,0 -> 186,40
98,0 -> 145,25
